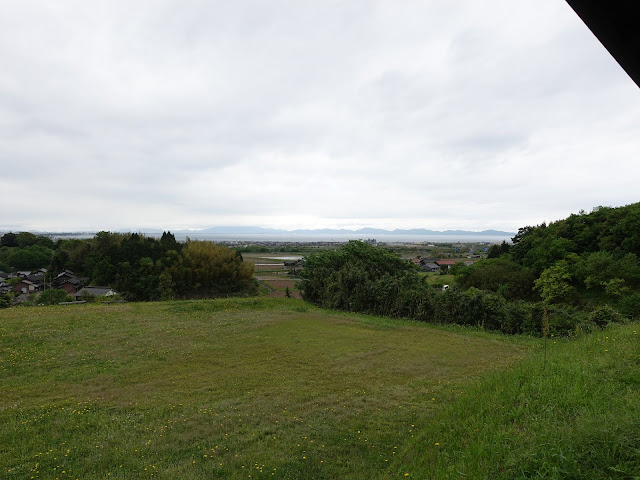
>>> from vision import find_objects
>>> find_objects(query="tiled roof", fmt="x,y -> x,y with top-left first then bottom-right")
435,260 -> 457,266
74,286 -> 118,297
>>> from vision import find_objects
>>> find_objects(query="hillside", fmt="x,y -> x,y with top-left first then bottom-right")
509,202 -> 640,271
2,298 -> 638,479
1,298 -> 528,479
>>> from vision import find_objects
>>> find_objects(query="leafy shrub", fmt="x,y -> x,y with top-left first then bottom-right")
298,241 -> 612,337
299,241 -> 419,313
455,257 -> 538,301
431,288 -> 506,329
0,294 -> 11,308
300,242 -> 551,335
616,291 -> 640,318
588,305 -> 622,328
547,305 -> 581,335
37,289 -> 73,305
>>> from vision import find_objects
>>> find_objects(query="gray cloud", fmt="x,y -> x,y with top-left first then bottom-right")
1,0 -> 639,232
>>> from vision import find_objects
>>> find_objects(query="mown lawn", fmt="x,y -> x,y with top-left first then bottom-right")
0,298 -> 531,479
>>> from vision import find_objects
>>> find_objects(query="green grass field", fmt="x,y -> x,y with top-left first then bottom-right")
1,298 -> 638,479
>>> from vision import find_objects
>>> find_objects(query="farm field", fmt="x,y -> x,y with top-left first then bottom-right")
242,253 -> 303,299
1,298 -> 638,479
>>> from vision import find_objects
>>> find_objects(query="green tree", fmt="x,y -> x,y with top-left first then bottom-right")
575,251 -> 617,290
534,262 -> 574,305
0,232 -> 17,247
298,241 -> 423,313
35,236 -> 55,249
91,257 -> 117,285
0,246 -> 11,271
512,225 -> 535,245
603,278 -> 628,298
57,239 -> 91,273
172,241 -> 255,297
160,231 -> 181,252
487,240 -> 511,258
157,270 -> 176,300
49,249 -> 70,274
455,257 -> 538,301
15,232 -> 38,248
449,261 -> 470,276
7,245 -> 53,270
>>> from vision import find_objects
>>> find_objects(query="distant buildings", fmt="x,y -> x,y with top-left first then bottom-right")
0,268 -> 118,304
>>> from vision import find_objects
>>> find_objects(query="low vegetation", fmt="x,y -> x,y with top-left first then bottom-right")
298,241 -> 551,335
1,298 -> 637,479
401,321 -> 640,479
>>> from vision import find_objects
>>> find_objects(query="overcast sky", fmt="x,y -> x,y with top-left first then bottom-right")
1,0 -> 639,233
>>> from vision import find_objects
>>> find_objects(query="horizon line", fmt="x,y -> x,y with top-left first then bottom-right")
0,226 -> 517,235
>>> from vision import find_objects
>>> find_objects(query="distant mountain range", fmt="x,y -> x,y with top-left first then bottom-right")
137,226 -> 515,236
0,226 -> 515,237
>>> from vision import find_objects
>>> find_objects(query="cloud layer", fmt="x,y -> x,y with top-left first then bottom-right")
2,0 -> 639,232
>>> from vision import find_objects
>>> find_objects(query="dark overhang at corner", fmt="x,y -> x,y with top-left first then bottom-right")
566,0 -> 640,89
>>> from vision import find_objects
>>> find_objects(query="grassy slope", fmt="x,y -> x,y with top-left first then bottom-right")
402,324 -> 640,480
1,298 -> 637,479
0,298 -> 529,480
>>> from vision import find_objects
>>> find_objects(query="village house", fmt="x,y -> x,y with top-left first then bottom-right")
422,262 -> 441,273
53,270 -> 77,284
434,259 -> 457,272
59,278 -> 82,295
13,279 -> 41,294
0,267 -> 89,300
0,281 -> 11,294
53,270 -> 84,294
73,286 -> 119,300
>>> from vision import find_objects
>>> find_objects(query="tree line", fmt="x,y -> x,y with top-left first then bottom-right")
0,232 -> 56,271
298,203 -> 640,335
297,240 -> 548,335
1,231 -> 256,301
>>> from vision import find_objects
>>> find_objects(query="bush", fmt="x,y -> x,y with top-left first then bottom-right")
547,305 -> 581,335
297,241 -> 615,337
588,305 -> 622,328
456,257 -> 538,301
616,291 -> 640,319
37,289 -> 73,305
0,294 -> 11,308
299,241 -> 419,312
432,288 -> 506,329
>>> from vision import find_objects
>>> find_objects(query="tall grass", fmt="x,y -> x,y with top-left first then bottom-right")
397,322 -> 640,479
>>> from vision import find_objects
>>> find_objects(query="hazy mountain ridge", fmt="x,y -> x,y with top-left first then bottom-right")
166,226 -> 515,236
1,226 -> 515,237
